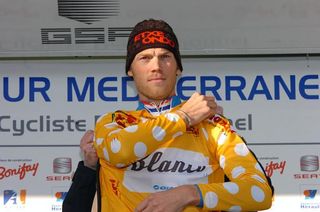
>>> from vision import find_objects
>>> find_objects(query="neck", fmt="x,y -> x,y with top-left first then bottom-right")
139,96 -> 172,106
139,99 -> 165,108
136,95 -> 181,112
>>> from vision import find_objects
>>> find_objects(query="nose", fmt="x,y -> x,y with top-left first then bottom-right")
150,56 -> 161,72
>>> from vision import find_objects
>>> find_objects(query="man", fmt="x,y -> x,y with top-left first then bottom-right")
62,130 -> 98,212
94,19 -> 273,212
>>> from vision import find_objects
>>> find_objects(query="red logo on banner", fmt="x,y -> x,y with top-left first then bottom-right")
0,162 -> 39,180
264,160 -> 286,177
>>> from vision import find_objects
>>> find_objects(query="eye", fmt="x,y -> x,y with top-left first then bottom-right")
139,55 -> 150,61
161,54 -> 171,59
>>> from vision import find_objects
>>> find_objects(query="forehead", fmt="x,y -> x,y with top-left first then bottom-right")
136,48 -> 172,56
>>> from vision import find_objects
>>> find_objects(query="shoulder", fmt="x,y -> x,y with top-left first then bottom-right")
95,110 -> 143,129
207,114 -> 236,134
95,112 -> 113,129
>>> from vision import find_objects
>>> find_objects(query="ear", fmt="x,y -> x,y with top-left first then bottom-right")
176,69 -> 182,76
127,69 -> 134,77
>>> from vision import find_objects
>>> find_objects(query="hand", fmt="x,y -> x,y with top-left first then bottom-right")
179,92 -> 218,126
217,105 -> 223,115
80,130 -> 98,170
135,185 -> 200,212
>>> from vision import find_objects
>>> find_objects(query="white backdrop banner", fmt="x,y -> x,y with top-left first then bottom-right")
0,57 -> 319,211
2,0 -> 320,56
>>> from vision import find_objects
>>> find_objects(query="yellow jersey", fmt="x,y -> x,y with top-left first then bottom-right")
94,99 -> 273,211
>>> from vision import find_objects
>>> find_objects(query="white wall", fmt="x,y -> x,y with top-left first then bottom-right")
0,57 -> 319,211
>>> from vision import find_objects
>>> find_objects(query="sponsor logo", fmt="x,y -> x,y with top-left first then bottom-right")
294,155 -> 320,180
112,111 -> 138,128
304,189 -> 317,199
300,185 -> 320,210
134,31 -> 175,48
40,0 -> 130,45
130,151 -> 206,173
153,184 -> 174,191
264,160 -> 286,177
301,155 -> 319,172
301,203 -> 320,209
46,158 -> 73,181
0,162 -> 39,180
3,190 -> 26,208
54,191 -> 68,202
53,157 -> 72,174
209,114 -> 235,134
124,148 -> 212,193
294,174 -> 320,179
186,126 -> 200,137
51,188 -> 68,211
109,179 -> 120,197
41,27 -> 132,44
46,175 -> 73,181
57,0 -> 119,24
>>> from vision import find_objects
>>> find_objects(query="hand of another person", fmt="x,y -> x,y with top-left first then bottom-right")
178,92 -> 218,126
80,130 -> 98,170
135,185 -> 199,212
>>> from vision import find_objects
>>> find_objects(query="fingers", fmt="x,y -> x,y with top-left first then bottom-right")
189,93 -> 216,109
217,105 -> 223,114
82,130 -> 94,142
196,93 -> 217,112
135,199 -> 148,212
80,130 -> 98,169
204,96 -> 217,111
80,130 -> 94,150
179,93 -> 219,126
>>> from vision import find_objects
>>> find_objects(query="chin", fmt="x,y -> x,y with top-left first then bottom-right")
148,93 -> 170,101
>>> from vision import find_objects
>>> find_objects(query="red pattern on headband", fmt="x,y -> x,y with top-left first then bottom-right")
134,31 -> 175,48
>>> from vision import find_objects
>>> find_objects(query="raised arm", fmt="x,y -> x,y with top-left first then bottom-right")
94,110 -> 187,167
94,92 -> 218,168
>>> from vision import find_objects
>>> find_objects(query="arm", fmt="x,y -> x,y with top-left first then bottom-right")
195,115 -> 273,211
62,161 -> 97,212
94,110 -> 186,167
135,185 -> 200,212
135,128 -> 273,212
63,130 -> 98,212
134,116 -> 272,212
94,92 -> 217,167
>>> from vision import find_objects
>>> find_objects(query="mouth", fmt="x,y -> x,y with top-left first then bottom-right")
148,78 -> 165,82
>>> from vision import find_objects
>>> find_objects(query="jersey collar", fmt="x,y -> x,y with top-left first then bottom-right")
136,96 -> 181,116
